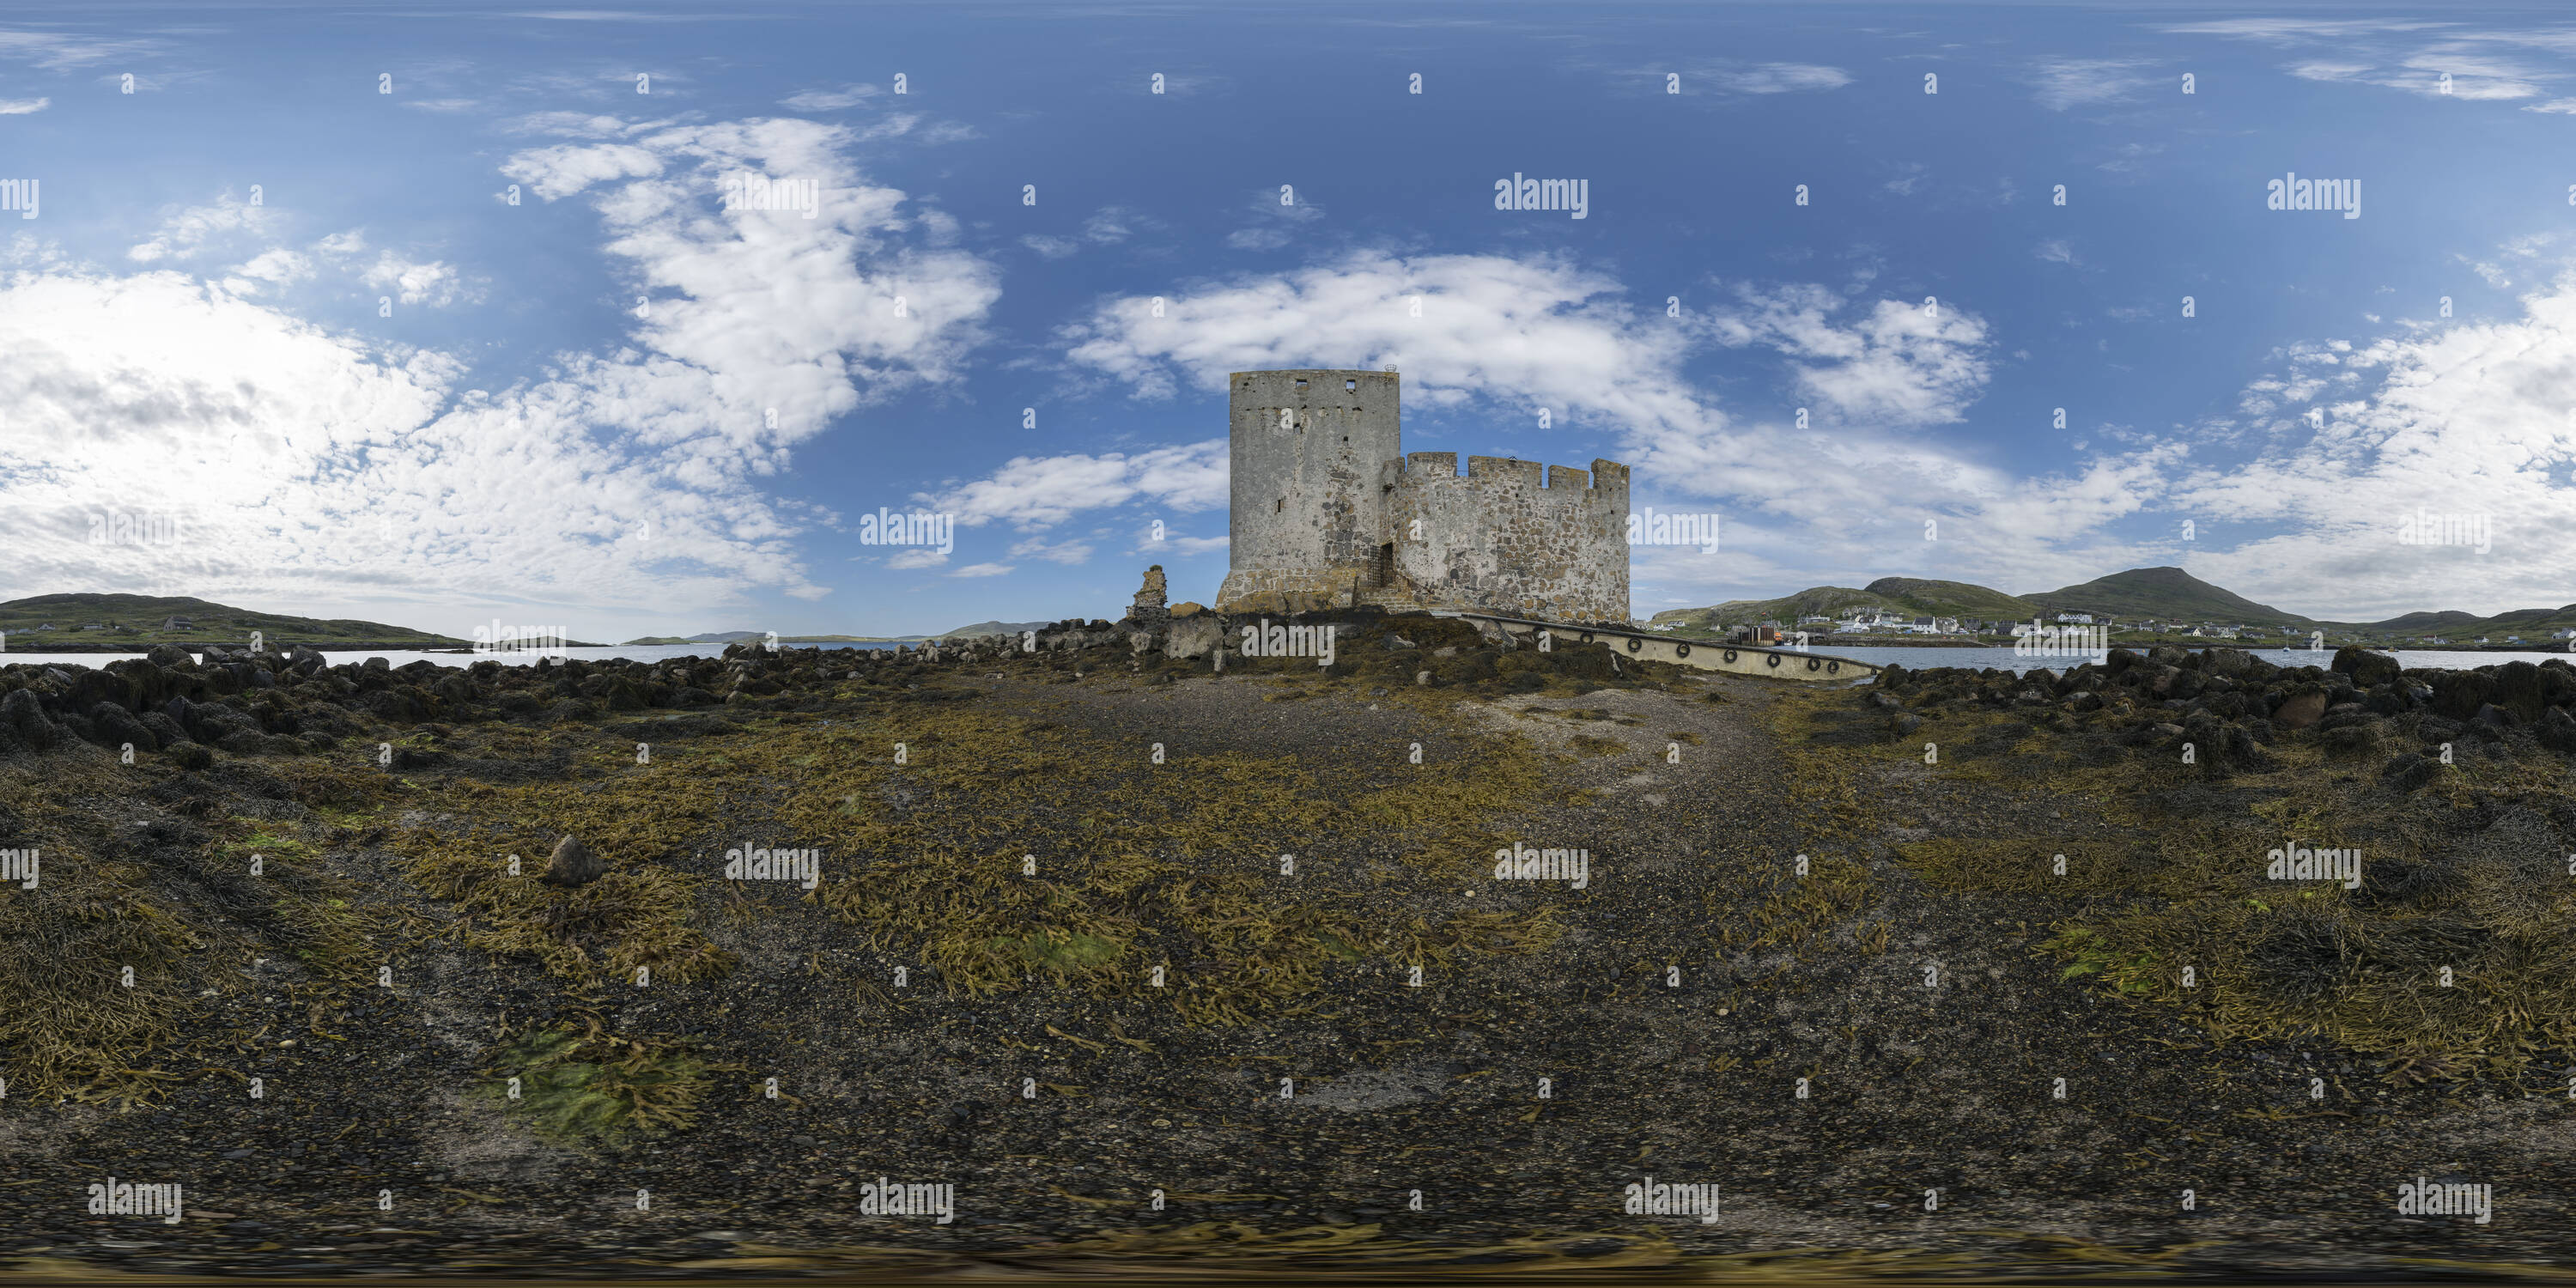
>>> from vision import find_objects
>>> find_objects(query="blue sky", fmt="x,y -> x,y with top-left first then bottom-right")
5,2 -> 2575,639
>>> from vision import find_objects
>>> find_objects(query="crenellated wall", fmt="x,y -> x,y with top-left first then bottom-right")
1382,453 -> 1630,623
1214,370 -> 1629,623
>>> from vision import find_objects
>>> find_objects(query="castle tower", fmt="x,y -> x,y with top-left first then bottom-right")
1214,369 -> 1402,614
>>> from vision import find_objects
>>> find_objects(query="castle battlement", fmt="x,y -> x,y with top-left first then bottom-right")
1217,372 -> 1631,623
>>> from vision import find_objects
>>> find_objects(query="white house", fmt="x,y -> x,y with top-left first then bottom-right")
2055,612 -> 2094,625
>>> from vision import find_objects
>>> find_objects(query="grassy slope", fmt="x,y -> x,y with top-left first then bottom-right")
0,593 -> 465,644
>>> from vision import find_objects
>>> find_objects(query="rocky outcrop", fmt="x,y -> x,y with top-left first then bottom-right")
1867,647 -> 2576,781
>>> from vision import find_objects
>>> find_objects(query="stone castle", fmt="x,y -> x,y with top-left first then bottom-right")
1212,369 -> 1631,623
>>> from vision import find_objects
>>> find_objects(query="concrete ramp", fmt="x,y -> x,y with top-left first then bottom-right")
1443,611 -> 1881,683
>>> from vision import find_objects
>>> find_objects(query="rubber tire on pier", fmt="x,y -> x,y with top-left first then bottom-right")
1807,656 -> 1821,671
1676,643 -> 1692,658
1723,649 -> 1738,663
1765,653 -> 1782,669
1627,638 -> 1643,653
1826,660 -> 1840,674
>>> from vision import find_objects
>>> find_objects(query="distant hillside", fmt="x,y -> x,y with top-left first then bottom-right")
1862,577 -> 2045,621
0,593 -> 469,646
938,620 -> 1052,640
2026,568 -> 2312,627
1646,578 -> 2038,633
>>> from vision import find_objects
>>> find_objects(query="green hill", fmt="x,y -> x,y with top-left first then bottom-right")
0,594 -> 470,647
1862,577 -> 2045,621
1646,578 -> 2040,634
2025,567 -> 2312,628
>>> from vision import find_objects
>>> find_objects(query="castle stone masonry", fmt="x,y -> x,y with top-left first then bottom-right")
1213,369 -> 1631,623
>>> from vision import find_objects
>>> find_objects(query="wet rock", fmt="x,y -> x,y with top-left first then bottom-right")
2539,706 -> 2576,754
0,687 -> 63,750
2273,690 -> 2329,730
543,834 -> 606,886
146,644 -> 193,668
2330,645 -> 2399,688
87,702 -> 158,753
164,740 -> 212,770
2202,647 -> 2257,678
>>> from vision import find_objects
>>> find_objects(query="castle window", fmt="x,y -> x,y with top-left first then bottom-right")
1275,498 -> 1283,513
1345,379 -> 1356,391
1294,379 -> 1308,389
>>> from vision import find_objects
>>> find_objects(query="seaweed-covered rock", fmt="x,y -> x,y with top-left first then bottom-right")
2330,645 -> 2400,689
2379,751 -> 2438,793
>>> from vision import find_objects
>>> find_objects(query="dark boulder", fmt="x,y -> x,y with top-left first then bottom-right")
543,834 -> 607,886
87,702 -> 158,753
2273,689 -> 2330,731
2330,645 -> 2400,689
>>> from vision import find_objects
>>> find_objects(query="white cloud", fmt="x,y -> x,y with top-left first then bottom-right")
950,562 -> 1014,578
1022,234 -> 1080,259
781,83 -> 880,111
3,113 -> 1006,635
127,196 -> 273,263
362,252 -> 476,307
1650,60 -> 1850,97
2287,52 -> 2543,100
2161,277 -> 2576,617
2524,96 -> 2576,113
496,115 -> 1004,445
2026,58 -> 2156,110
930,441 -> 1228,531
0,30 -> 152,70
1704,284 -> 1993,427
883,548 -> 948,570
1060,251 -> 1720,439
2456,253 -> 2512,289
404,98 -> 481,113
1007,536 -> 1094,564
0,95 -> 47,113
501,142 -> 665,201
1225,227 -> 1292,251
1717,63 -> 1850,94
217,248 -> 314,295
